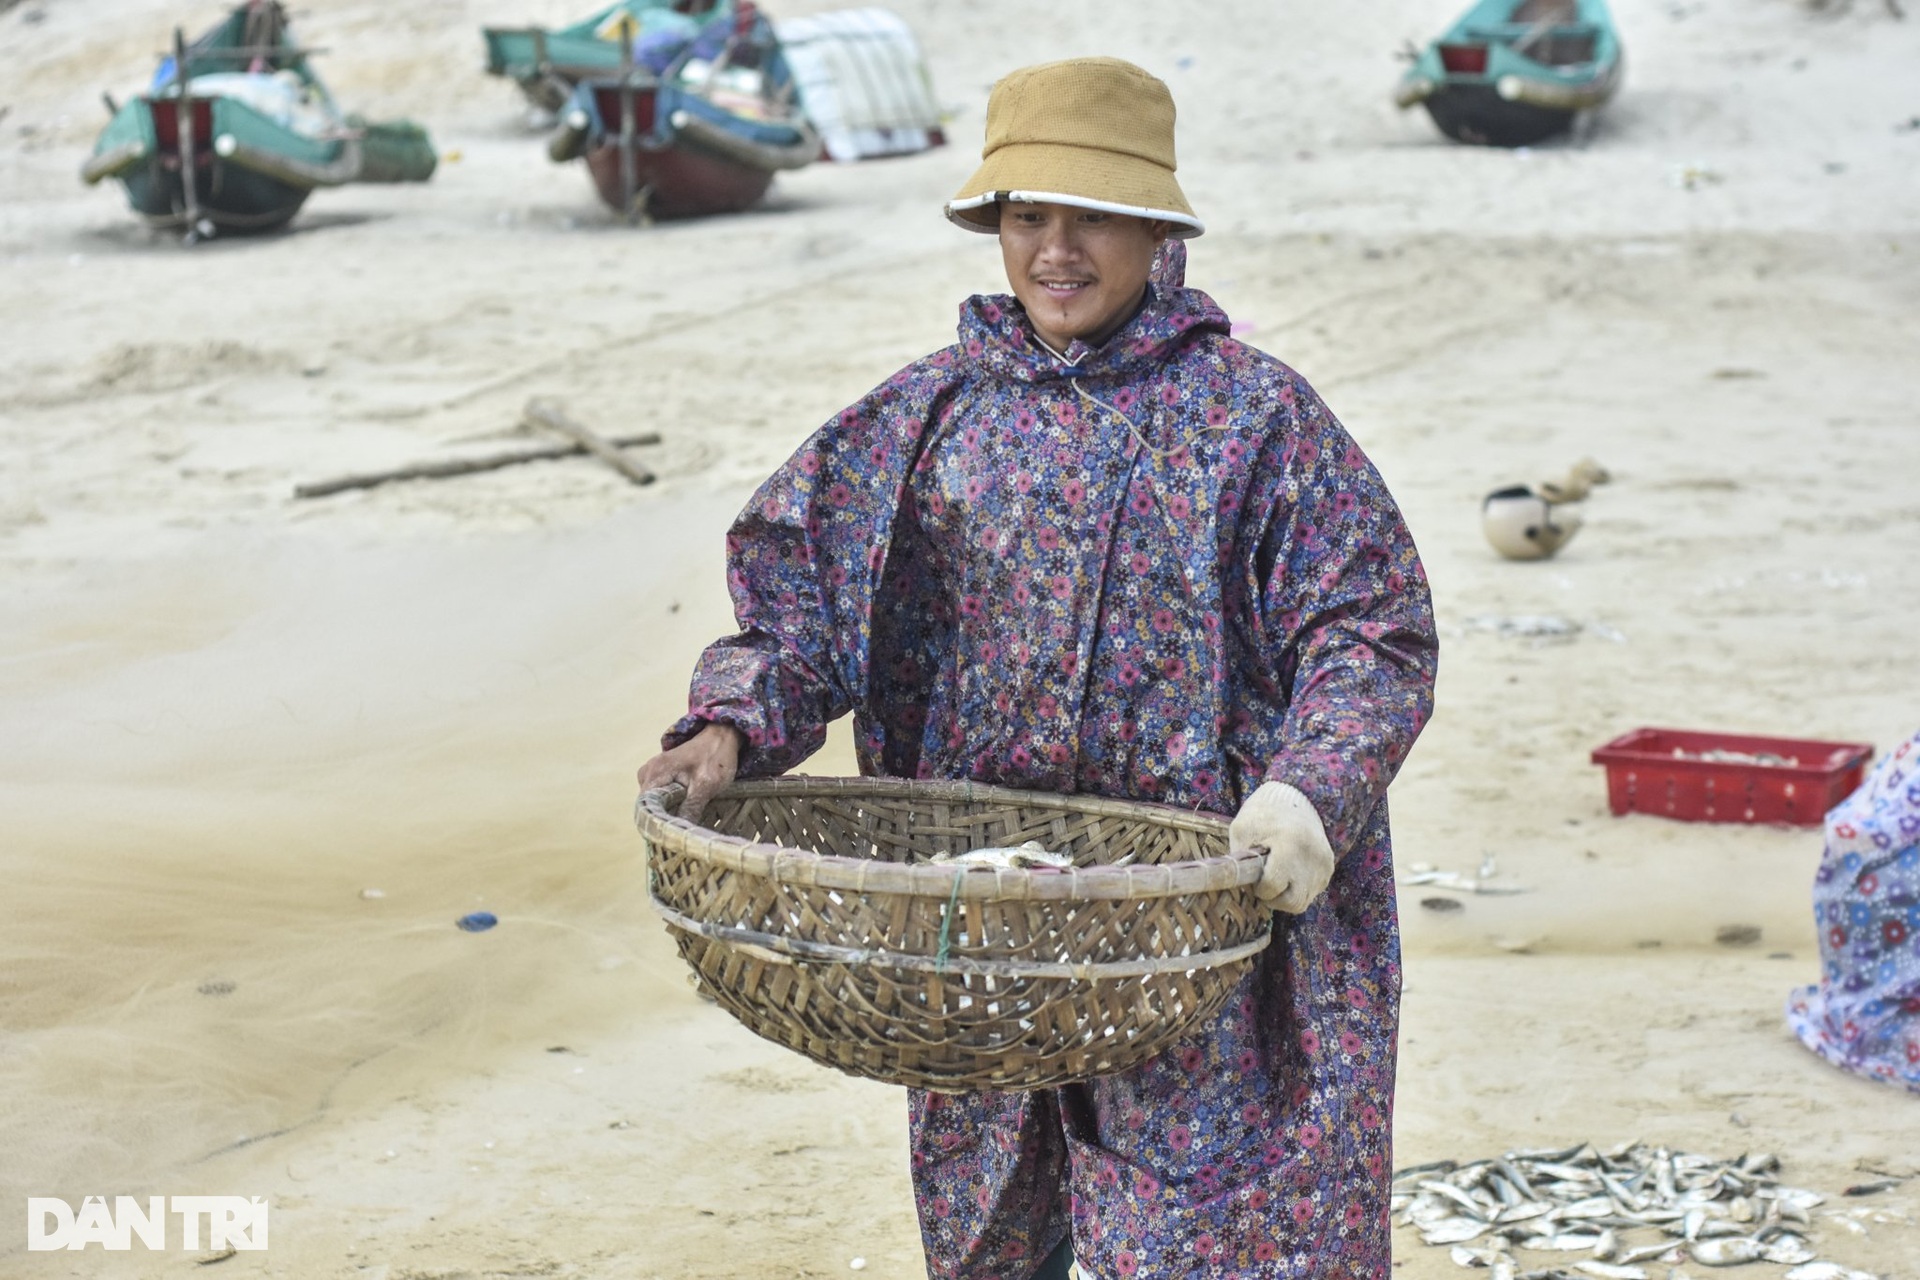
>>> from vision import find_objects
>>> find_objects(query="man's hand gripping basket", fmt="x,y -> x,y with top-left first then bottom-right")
635,777 -> 1273,1092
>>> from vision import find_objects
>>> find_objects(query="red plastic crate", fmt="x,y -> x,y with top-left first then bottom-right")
1590,727 -> 1873,826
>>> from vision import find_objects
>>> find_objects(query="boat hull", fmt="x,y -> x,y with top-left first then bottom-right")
1421,82 -> 1577,147
564,78 -> 816,220
583,139 -> 773,218
121,154 -> 313,233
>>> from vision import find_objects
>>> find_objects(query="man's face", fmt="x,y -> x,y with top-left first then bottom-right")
998,202 -> 1167,353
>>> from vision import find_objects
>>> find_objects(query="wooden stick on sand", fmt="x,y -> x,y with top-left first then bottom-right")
294,429 -> 661,499
523,398 -> 657,487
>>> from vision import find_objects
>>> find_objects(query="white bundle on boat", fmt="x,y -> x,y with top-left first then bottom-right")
183,71 -> 341,139
774,7 -> 942,161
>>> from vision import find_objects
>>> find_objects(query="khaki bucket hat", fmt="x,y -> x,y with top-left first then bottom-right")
946,56 -> 1204,238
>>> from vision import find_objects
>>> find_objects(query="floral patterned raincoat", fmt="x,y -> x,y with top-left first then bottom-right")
668,248 -> 1439,1278
1787,728 -> 1920,1094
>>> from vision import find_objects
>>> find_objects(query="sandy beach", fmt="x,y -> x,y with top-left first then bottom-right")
3,0 -> 1918,1275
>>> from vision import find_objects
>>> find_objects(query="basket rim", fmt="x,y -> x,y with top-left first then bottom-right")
649,894 -> 1273,980
634,775 -> 1266,901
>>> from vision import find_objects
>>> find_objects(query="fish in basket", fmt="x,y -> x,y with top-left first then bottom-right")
634,777 -> 1274,1092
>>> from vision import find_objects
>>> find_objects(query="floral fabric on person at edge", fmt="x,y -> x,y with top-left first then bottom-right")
666,246 -> 1440,1278
1788,728 -> 1920,1096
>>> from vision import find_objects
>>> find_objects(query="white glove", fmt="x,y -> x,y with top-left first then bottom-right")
1229,781 -> 1335,914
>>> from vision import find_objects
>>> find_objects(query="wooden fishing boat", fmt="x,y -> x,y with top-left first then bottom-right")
484,0 -> 726,112
81,1 -> 437,240
558,77 -> 820,219
1395,0 -> 1623,147
537,5 -> 942,220
545,4 -> 821,220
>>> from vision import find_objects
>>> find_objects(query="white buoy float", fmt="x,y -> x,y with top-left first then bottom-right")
1481,458 -> 1609,561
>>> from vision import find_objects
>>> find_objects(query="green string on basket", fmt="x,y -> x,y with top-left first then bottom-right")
934,871 -> 964,973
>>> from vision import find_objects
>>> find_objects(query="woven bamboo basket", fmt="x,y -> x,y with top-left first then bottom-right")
635,776 -> 1272,1092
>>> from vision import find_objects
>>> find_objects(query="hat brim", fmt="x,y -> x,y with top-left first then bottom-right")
945,140 -> 1203,238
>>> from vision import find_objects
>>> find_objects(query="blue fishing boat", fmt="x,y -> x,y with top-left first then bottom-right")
1395,0 -> 1623,147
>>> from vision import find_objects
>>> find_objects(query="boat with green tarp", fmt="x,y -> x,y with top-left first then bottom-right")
484,0 -> 726,112
82,1 -> 438,240
1395,0 -> 1623,146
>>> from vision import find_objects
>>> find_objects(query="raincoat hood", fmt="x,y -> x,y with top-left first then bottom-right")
954,241 -> 1231,385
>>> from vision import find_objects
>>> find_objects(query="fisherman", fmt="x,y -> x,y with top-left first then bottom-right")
636,56 -> 1439,1279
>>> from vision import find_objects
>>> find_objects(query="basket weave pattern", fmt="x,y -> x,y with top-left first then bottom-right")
636,777 -> 1271,1091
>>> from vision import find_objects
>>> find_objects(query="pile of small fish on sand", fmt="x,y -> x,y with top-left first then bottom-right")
1393,1141 -> 1882,1280
1400,853 -> 1528,896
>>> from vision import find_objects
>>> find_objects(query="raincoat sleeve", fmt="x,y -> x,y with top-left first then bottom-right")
1254,381 -> 1439,855
663,368 -> 947,776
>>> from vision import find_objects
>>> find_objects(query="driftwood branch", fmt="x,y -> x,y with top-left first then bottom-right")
294,430 -> 661,499
522,397 -> 656,487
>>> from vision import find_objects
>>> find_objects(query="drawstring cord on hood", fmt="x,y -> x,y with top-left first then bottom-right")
1072,377 -> 1184,459
1066,373 -> 1243,462
1022,276 -> 1240,460
1032,329 -> 1194,459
